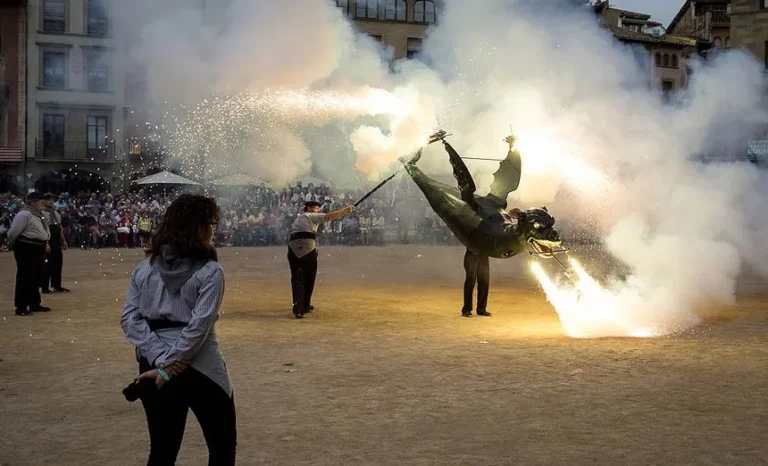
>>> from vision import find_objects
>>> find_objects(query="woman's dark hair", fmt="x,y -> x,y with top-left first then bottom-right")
150,194 -> 220,261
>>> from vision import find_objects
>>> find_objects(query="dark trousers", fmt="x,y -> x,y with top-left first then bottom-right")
14,241 -> 46,311
288,247 -> 318,314
41,248 -> 63,290
463,249 -> 489,312
138,357 -> 237,466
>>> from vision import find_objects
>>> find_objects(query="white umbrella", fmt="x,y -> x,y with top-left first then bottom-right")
135,171 -> 200,186
209,173 -> 271,188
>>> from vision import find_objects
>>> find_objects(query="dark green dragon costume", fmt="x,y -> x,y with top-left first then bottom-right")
402,135 -> 562,259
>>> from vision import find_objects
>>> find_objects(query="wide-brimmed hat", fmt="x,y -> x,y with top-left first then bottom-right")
27,192 -> 45,201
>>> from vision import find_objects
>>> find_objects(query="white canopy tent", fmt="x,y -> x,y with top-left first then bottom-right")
208,173 -> 271,188
135,171 -> 200,186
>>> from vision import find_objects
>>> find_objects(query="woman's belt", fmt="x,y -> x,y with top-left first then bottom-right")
147,319 -> 187,332
289,232 -> 317,241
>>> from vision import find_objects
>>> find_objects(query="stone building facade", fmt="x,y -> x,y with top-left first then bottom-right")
335,0 -> 438,60
24,0 -> 126,191
730,0 -> 768,68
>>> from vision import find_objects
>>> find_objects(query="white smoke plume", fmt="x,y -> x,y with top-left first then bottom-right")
123,0 -> 768,336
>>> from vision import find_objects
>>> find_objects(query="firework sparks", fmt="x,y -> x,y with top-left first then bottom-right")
160,87 -> 409,183
530,258 -> 656,339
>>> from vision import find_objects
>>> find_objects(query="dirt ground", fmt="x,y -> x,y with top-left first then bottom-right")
0,246 -> 766,466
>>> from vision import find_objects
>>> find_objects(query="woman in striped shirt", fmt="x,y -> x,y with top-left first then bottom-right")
121,194 -> 236,465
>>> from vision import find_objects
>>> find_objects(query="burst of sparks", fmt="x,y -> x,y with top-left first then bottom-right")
530,258 -> 656,339
161,87 -> 406,181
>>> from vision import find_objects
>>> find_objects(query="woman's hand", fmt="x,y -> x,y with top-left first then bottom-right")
135,361 -> 190,388
165,360 -> 189,376
135,369 -> 166,389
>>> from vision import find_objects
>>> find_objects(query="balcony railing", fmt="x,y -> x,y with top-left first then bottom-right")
34,139 -> 115,162
711,11 -> 729,27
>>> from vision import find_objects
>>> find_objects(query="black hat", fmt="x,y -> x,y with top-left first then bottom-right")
43,193 -> 55,200
27,192 -> 44,201
304,201 -> 322,209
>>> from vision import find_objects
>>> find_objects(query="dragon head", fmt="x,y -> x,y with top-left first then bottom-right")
518,207 -> 562,254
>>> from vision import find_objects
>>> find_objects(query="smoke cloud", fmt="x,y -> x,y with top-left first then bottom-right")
123,0 -> 768,336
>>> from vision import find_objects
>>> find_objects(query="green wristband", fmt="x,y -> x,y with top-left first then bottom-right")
158,368 -> 170,381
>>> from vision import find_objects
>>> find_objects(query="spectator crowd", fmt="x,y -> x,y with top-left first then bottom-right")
1,181 -> 458,252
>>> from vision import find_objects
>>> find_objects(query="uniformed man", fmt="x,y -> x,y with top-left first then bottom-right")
288,201 -> 355,319
461,208 -> 523,318
41,193 -> 69,294
8,192 -> 51,316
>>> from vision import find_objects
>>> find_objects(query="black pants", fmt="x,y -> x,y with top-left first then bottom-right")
14,241 -> 46,311
463,249 -> 489,313
138,357 -> 237,466
288,247 -> 318,315
41,248 -> 63,290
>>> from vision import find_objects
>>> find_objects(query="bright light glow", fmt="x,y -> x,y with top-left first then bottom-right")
530,258 -> 657,338
515,130 -> 611,197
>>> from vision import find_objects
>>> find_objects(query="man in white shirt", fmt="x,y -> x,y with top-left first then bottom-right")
288,201 -> 355,318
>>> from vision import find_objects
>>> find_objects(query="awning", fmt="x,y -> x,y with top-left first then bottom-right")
135,170 -> 200,185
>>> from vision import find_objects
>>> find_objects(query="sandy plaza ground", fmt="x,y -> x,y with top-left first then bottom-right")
0,245 -> 766,465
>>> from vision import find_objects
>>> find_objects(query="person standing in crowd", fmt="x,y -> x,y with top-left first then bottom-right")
121,194 -> 236,465
8,192 -> 51,316
138,211 -> 152,249
41,194 -> 69,294
288,200 -> 355,319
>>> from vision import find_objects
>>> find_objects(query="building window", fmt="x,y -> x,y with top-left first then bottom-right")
356,0 -> 379,19
654,53 -> 661,66
414,0 -> 436,23
384,0 -> 406,21
671,54 -> 678,68
713,36 -> 722,48
368,33 -> 383,43
43,0 -> 66,33
43,114 -> 65,152
725,36 -> 730,48
87,0 -> 109,36
85,49 -> 109,91
335,0 -> 349,13
662,53 -> 670,67
87,116 -> 108,149
407,37 -> 422,59
42,52 -> 66,89
661,80 -> 675,102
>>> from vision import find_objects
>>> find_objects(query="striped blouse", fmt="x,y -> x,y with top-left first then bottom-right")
121,258 -> 225,369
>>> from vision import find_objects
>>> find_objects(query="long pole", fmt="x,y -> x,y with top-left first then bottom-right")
354,171 -> 399,207
461,157 -> 505,162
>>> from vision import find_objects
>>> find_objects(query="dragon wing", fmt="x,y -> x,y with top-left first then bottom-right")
488,148 -> 522,209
